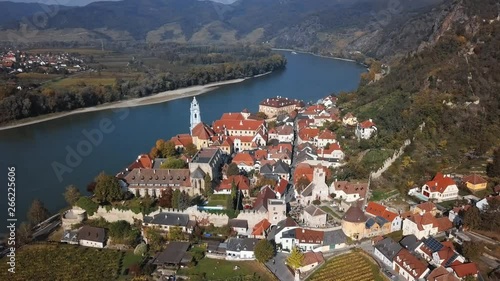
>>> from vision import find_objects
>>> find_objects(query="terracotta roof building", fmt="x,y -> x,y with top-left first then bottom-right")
341,205 -> 367,240
259,96 -> 304,117
421,173 -> 459,202
462,174 -> 488,192
394,249 -> 430,281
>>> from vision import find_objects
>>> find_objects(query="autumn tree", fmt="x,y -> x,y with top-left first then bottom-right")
167,226 -> 184,241
286,247 -> 304,270
160,157 -> 187,169
94,172 -> 123,203
17,222 -> 32,245
63,185 -> 81,206
487,148 -> 500,178
463,206 -> 481,230
204,174 -> 213,196
161,140 -> 177,158
256,112 -> 268,119
158,187 -> 173,208
227,162 -> 240,177
27,199 -> 50,226
145,227 -> 165,253
254,239 -> 275,263
184,143 -> 198,157
172,189 -> 181,209
296,176 -> 311,192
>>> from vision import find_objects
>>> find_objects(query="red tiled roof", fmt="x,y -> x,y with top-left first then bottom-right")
425,173 -> 456,194
127,154 -> 153,170
333,181 -> 368,197
268,143 -> 293,153
318,129 -> 336,140
416,202 -> 437,213
359,119 -> 376,128
462,174 -> 487,185
220,112 -> 245,120
229,135 -> 255,143
436,217 -> 453,232
302,251 -> 324,266
365,202 -> 387,216
259,97 -> 303,108
252,218 -> 271,236
451,262 -> 478,277
213,119 -> 264,133
170,134 -> 193,147
253,186 -> 277,211
274,179 -> 288,194
297,119 -> 314,130
191,122 -> 215,140
408,212 -> 441,231
394,249 -> 428,278
293,163 -> 330,185
232,153 -> 255,166
254,149 -> 268,161
295,228 -> 324,244
427,266 -> 460,281
298,127 -> 320,141
218,175 -> 251,191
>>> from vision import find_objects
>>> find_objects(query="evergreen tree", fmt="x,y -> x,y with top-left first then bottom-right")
172,189 -> 181,209
204,174 -> 213,196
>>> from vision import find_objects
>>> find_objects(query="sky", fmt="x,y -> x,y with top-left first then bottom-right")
1,0 -> 237,6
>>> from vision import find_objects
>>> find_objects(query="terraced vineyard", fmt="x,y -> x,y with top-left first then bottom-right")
308,251 -> 384,281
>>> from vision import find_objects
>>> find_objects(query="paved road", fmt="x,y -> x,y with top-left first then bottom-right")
265,252 -> 295,281
465,231 -> 499,245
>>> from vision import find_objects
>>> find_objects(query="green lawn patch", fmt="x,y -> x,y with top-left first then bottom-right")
0,243 -> 123,281
121,251 -> 144,275
370,189 -> 399,201
178,258 -> 276,281
360,149 -> 394,171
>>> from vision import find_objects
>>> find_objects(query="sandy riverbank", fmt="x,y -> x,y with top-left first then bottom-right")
0,73 -> 270,131
272,48 -> 358,63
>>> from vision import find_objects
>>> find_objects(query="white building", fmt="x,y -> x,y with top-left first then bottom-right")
301,205 -> 328,228
226,238 -> 259,260
421,173 -> 459,202
373,237 -> 403,269
268,125 -> 294,143
300,165 -> 330,205
78,225 -> 106,248
355,119 -> 377,139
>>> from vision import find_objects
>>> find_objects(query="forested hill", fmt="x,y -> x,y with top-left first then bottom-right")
338,0 -> 500,190
0,0 -> 453,59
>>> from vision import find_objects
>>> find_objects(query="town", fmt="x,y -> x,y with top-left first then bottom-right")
8,94 -> 494,281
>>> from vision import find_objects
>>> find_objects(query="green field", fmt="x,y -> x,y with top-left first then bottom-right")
0,243 -> 123,281
207,194 -> 230,207
178,258 -> 277,281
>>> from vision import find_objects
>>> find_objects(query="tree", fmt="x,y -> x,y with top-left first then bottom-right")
487,148 -> 500,177
184,143 -> 198,157
63,185 -> 81,206
463,206 -> 481,230
172,189 -> 181,209
27,199 -> 50,226
160,157 -> 187,169
462,241 -> 484,260
179,191 -> 191,210
17,222 -> 32,245
145,227 -> 164,253
167,226 -> 184,241
93,172 -> 123,203
161,140 -> 177,158
296,176 -> 311,192
159,187 -> 173,208
76,197 -> 99,216
256,112 -> 268,119
286,247 -> 304,270
134,243 -> 148,256
227,163 -> 240,177
254,239 -> 274,263
204,174 -> 213,196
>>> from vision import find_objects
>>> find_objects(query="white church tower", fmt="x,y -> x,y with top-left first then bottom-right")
190,97 -> 201,134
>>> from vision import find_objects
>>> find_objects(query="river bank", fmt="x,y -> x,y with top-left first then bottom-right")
0,73 -> 271,131
272,48 -> 358,63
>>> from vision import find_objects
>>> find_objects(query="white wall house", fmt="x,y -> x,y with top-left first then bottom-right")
268,125 -> 294,143
421,173 -> 459,202
78,226 -> 106,249
226,238 -> 259,260
373,237 -> 402,269
355,119 -> 377,139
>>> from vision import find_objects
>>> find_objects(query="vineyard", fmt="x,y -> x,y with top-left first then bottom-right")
0,243 -> 123,281
307,251 -> 384,281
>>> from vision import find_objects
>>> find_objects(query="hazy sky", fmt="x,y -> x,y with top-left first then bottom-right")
1,0 -> 237,6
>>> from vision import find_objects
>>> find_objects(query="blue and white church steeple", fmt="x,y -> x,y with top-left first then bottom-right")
190,97 -> 201,134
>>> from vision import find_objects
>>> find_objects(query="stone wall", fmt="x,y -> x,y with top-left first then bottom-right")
88,206 -> 143,223
370,139 -> 411,180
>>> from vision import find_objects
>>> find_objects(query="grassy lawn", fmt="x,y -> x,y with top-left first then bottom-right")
0,243 -> 123,281
370,189 -> 399,201
360,149 -> 394,171
121,251 -> 144,275
207,194 -> 229,207
178,258 -> 276,281
308,251 -> 384,281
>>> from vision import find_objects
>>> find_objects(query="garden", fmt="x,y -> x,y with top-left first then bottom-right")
177,258 -> 277,281
307,251 -> 384,281
0,243 -> 123,281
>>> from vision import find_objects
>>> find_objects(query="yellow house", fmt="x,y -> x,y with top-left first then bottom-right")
462,174 -> 488,192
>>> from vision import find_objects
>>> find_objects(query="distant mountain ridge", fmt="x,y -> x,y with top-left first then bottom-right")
0,0 -> 453,59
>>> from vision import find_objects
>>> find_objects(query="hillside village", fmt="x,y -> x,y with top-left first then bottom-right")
53,95 -> 500,281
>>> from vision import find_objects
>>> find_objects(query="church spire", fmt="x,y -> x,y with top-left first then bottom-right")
190,97 -> 201,134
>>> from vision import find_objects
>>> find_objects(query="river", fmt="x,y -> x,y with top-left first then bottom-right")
0,51 -> 365,229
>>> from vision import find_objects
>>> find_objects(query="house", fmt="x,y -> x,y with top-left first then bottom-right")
226,238 -> 259,260
232,152 -> 256,172
267,147 -> 292,165
341,205 -> 367,240
268,125 -> 294,143
123,168 -> 197,197
267,198 -> 287,225
124,154 -> 153,172
191,122 -> 216,149
152,242 -> 192,267
267,217 -> 299,246
259,96 -> 303,117
228,219 -> 249,236
213,119 -> 266,137
170,134 -> 194,151
293,163 -> 330,185
298,251 -> 325,274
317,129 -> 337,148
317,143 -> 345,161
61,229 -> 79,245
301,205 -> 328,227
253,186 -> 278,212
216,175 -> 251,197
364,216 -> 392,238
300,165 -> 330,205
421,173 -> 459,202
260,160 -> 290,180
78,226 -> 106,248
402,212 -> 452,239
342,112 -> 357,126
476,195 -> 499,210
373,237 -> 403,268
189,148 -> 224,181
297,127 -> 320,146
450,262 -> 479,279
416,237 -> 464,267
399,235 -> 421,252
413,202 -> 439,216
448,205 -> 470,226
294,228 -> 324,251
274,178 -> 289,200
427,266 -> 460,281
462,174 -> 488,192
331,180 -> 368,204
355,119 -> 377,139
143,213 -> 194,234
365,202 -> 402,232
394,249 -> 430,281
251,218 -> 271,239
